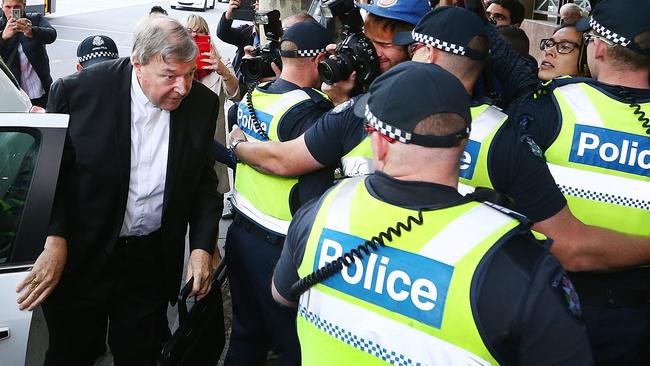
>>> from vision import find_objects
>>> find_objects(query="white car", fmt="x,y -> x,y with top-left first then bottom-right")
0,57 -> 68,365
170,0 -> 216,11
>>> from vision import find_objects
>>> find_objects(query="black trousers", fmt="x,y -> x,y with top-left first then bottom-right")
223,222 -> 300,366
42,232 -> 170,366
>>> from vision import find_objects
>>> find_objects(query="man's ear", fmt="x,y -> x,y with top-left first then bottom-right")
594,39 -> 609,61
370,131 -> 388,167
315,52 -> 327,64
76,63 -> 83,73
131,56 -> 143,77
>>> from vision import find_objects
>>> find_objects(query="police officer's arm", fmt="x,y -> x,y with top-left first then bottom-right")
512,240 -> 593,365
479,234 -> 592,365
533,207 -> 650,271
232,129 -> 325,176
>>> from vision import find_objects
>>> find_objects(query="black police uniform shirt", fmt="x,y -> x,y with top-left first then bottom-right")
303,94 -> 566,223
257,78 -> 336,213
503,78 -> 650,293
304,95 -> 367,167
273,172 -> 593,366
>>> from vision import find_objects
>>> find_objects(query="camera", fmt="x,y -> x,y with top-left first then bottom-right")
232,0 -> 255,22
11,8 -> 22,19
240,10 -> 283,85
317,0 -> 380,93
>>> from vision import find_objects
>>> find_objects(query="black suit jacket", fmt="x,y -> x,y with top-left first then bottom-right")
0,13 -> 56,95
216,13 -> 255,75
46,58 -> 223,302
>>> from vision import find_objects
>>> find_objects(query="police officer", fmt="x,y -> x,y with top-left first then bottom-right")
229,0 -> 429,178
271,62 -> 593,365
479,0 -> 649,363
224,21 -> 335,365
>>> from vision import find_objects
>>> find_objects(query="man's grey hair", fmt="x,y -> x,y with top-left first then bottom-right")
560,3 -> 585,17
132,16 -> 197,65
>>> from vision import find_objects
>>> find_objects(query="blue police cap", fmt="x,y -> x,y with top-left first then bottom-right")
356,0 -> 430,26
77,35 -> 119,67
576,0 -> 650,56
280,22 -> 334,58
393,6 -> 488,60
354,61 -> 471,148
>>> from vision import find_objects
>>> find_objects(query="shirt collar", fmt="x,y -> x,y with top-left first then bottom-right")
131,69 -> 155,108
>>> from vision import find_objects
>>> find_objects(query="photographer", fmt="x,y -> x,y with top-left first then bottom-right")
0,0 -> 57,107
229,0 -> 429,178
223,21 -> 335,365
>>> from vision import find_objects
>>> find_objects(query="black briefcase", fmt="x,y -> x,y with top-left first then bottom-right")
160,261 -> 227,366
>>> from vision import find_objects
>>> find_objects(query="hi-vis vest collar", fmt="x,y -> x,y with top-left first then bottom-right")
297,177 -> 523,365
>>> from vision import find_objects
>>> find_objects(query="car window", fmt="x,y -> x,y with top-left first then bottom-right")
0,130 -> 39,264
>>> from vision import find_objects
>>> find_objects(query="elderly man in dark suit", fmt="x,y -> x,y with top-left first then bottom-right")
15,15 -> 223,366
0,0 -> 56,107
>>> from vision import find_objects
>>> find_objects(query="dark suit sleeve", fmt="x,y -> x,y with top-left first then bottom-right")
29,14 -> 57,44
188,96 -> 224,254
45,78 -> 73,239
216,13 -> 246,47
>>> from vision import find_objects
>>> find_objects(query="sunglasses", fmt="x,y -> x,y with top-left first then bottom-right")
365,125 -> 396,144
407,42 -> 426,58
583,33 -> 616,47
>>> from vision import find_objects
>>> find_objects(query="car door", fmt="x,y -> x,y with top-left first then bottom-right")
0,113 -> 68,366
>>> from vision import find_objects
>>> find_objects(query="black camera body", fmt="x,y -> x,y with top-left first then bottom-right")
240,10 -> 283,85
317,0 -> 380,93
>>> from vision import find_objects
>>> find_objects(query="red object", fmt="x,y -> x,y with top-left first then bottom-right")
194,35 -> 212,71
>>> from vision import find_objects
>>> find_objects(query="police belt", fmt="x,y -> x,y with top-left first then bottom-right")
233,212 -> 285,245
572,280 -> 649,308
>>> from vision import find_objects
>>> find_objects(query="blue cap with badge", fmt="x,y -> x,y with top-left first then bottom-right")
393,6 -> 488,60
280,21 -> 334,58
353,61 -> 471,148
576,0 -> 650,56
356,0 -> 430,26
77,35 -> 119,67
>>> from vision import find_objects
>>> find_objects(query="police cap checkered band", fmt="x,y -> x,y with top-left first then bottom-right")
589,18 -> 631,48
280,48 -> 326,58
412,31 -> 466,56
281,22 -> 333,58
575,0 -> 650,56
78,51 -> 119,64
364,104 -> 412,144
393,7 -> 488,60
354,62 -> 472,148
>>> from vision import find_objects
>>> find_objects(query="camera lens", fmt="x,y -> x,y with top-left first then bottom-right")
241,57 -> 264,84
318,54 -> 353,85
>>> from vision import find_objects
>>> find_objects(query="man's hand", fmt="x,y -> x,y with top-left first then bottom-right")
1,18 -> 18,40
186,249 -> 212,300
225,0 -> 240,20
321,71 -> 356,106
16,236 -> 67,311
16,18 -> 33,38
228,125 -> 247,146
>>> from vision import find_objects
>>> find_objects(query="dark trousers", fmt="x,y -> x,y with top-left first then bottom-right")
582,305 -> 650,366
42,232 -> 171,366
224,222 -> 300,366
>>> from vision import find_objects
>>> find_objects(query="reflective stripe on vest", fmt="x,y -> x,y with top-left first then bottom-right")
546,82 -> 650,235
296,177 -> 521,365
458,104 -> 508,194
233,85 -> 312,233
340,136 -> 374,177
